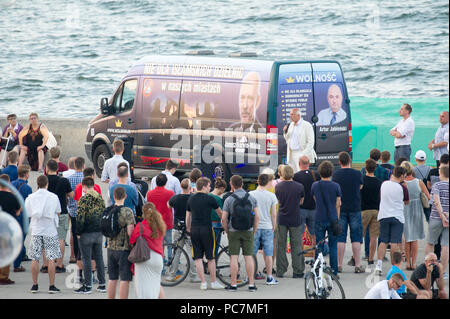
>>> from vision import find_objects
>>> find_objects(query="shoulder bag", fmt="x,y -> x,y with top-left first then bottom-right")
318,181 -> 342,236
128,222 -> 151,263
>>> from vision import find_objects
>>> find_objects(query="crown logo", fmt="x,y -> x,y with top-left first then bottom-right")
286,77 -> 295,84
115,119 -> 122,127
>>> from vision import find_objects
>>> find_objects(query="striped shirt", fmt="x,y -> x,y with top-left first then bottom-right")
68,172 -> 84,217
430,181 -> 449,220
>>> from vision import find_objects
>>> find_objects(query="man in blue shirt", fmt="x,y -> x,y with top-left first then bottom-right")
12,164 -> 33,272
1,151 -> 19,182
109,165 -> 138,216
386,251 -> 430,299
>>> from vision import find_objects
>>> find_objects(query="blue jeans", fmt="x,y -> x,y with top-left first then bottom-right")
315,221 -> 338,276
394,145 -> 411,162
337,211 -> 363,243
213,227 -> 222,258
13,214 -> 26,268
164,229 -> 173,258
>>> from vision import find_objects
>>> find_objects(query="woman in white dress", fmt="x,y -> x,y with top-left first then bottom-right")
129,202 -> 166,299
401,162 -> 430,270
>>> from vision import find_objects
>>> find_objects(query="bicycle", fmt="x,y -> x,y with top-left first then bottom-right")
161,221 -> 191,287
299,236 -> 345,299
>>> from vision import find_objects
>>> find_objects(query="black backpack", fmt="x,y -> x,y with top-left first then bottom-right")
230,193 -> 254,231
101,205 -> 122,238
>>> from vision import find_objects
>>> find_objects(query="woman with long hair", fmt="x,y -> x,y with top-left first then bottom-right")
129,202 -> 166,299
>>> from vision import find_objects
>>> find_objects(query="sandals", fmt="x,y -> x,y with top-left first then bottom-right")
355,266 -> 366,273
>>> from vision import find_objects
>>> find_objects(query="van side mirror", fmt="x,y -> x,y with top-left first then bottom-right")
100,98 -> 110,115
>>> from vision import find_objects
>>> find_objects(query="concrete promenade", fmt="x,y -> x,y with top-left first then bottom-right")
0,170 -> 448,300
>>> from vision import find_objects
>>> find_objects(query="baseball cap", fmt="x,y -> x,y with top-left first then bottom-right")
415,150 -> 426,161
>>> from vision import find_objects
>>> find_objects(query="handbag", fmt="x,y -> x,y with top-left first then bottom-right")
420,191 -> 430,209
46,131 -> 58,149
319,181 -> 342,236
128,222 -> 151,263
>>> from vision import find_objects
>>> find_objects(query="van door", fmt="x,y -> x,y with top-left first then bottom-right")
276,63 -> 315,164
311,62 -> 350,165
107,78 -> 139,164
136,77 -> 182,170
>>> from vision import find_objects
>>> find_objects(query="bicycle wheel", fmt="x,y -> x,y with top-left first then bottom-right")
161,243 -> 190,287
304,272 -> 318,299
322,268 -> 345,299
216,247 -> 258,288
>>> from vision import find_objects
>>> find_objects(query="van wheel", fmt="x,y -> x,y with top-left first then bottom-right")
93,144 -> 111,178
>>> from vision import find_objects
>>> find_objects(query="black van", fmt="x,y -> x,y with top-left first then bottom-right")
85,55 -> 352,181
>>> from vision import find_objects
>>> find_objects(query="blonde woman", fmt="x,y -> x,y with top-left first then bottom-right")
129,202 -> 166,299
401,161 -> 430,270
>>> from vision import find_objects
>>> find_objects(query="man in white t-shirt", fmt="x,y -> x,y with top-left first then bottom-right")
101,139 -> 131,184
25,175 -> 62,294
375,166 -> 408,276
390,103 -> 415,162
249,173 -> 278,285
364,273 -> 404,299
150,159 -> 182,195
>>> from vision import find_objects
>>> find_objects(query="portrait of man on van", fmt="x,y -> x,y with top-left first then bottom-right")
316,83 -> 347,126
229,71 -> 263,131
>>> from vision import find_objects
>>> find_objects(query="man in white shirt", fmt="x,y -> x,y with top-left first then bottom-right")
150,159 -> 182,195
249,173 -> 279,285
316,84 -> 347,126
101,139 -> 131,184
428,111 -> 449,167
364,274 -> 404,299
26,175 -> 62,294
283,108 -> 317,172
62,157 -> 76,178
375,166 -> 408,276
390,103 -> 415,162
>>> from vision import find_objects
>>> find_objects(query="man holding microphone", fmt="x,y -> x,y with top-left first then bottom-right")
283,108 -> 316,172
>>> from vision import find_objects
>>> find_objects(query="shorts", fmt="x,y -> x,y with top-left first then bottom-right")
253,229 -> 274,256
29,235 -> 61,261
107,249 -> 133,281
337,211 -> 363,243
228,231 -> 254,256
57,214 -> 69,241
362,210 -> 380,238
427,219 -> 449,246
379,217 -> 404,244
190,226 -> 215,260
301,208 -> 316,235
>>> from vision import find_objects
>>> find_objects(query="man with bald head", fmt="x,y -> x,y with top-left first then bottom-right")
316,84 -> 347,126
428,111 -> 449,167
283,109 -> 316,172
230,72 -> 263,131
409,252 -> 448,299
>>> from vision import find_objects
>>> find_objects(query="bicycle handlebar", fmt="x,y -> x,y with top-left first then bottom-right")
298,235 -> 329,256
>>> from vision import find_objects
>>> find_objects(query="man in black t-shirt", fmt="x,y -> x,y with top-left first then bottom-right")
186,177 -> 224,290
46,160 -> 74,273
360,159 -> 382,266
409,252 -> 447,299
168,178 -> 192,225
0,174 -> 21,285
293,155 -> 320,247
332,152 -> 365,273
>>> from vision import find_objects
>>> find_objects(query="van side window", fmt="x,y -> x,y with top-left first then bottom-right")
112,79 -> 137,114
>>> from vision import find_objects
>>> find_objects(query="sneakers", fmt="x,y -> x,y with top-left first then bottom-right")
97,285 -> 107,293
200,282 -> 208,290
255,272 -> 265,280
30,284 -> 38,293
190,274 -> 201,283
355,266 -> 366,273
225,285 -> 238,292
48,285 -> 60,294
40,266 -> 48,273
0,278 -> 15,285
74,285 -> 92,294
210,281 -> 225,290
14,266 -> 26,272
56,266 -> 66,273
248,284 -> 257,292
266,276 -> 279,285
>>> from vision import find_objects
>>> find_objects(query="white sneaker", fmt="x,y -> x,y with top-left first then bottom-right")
200,282 -> 208,290
190,275 -> 201,283
266,276 -> 279,285
210,281 -> 224,290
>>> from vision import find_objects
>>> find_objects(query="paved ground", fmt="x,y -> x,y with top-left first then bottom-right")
0,171 -> 448,299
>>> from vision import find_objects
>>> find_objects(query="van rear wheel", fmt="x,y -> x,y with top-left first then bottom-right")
93,144 -> 111,178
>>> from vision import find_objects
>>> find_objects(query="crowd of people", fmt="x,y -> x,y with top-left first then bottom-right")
0,109 -> 448,300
